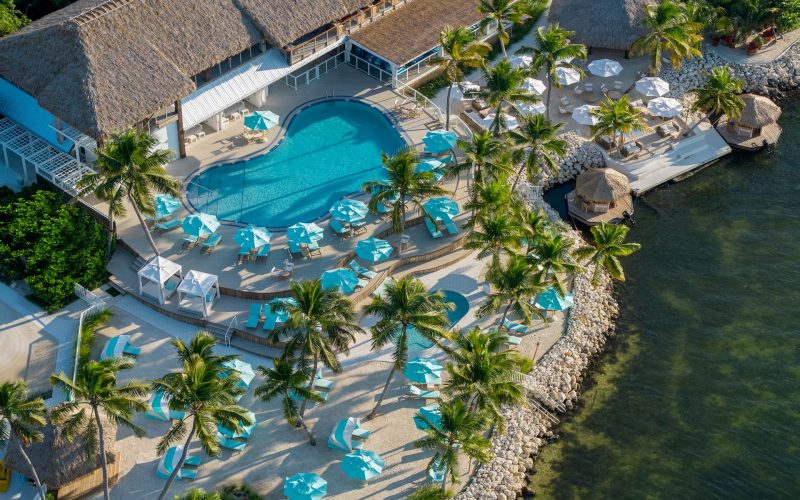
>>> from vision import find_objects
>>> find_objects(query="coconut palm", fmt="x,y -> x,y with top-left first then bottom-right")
464,210 -> 523,267
528,230 -> 582,300
173,330 -> 237,366
430,26 -> 490,130
50,359 -> 148,500
77,128 -> 180,257
408,484 -> 455,499
152,354 -> 253,500
590,96 -> 649,156
481,146 -> 519,183
690,66 -> 745,126
478,253 -> 547,327
464,179 -> 514,228
631,0 -> 703,75
444,328 -> 528,431
480,59 -> 541,135
574,222 -> 642,286
270,279 -> 361,418
508,113 -> 566,188
457,131 -> 502,184
516,24 -> 587,119
521,208 -> 551,253
477,0 -> 525,57
364,147 -> 448,234
0,381 -> 47,499
174,489 -> 222,500
414,398 -> 492,492
365,276 -> 450,420
255,357 -> 324,445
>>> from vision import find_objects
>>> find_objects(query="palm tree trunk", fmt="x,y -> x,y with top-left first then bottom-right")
500,301 -> 513,326
445,82 -> 454,130
441,464 -> 449,493
129,194 -> 159,257
545,73 -> 553,120
367,365 -> 396,420
400,201 -> 406,235
511,162 -> 526,192
157,421 -> 197,500
299,415 -> 316,446
16,438 -> 46,500
93,407 -> 110,500
106,206 -> 115,256
298,356 -> 318,420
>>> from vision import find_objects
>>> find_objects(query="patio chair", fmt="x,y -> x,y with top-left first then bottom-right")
200,234 -> 222,253
349,260 -> 377,279
424,217 -> 443,239
504,335 -> 522,348
329,219 -> 351,239
182,234 -> 199,248
288,241 -> 303,254
306,241 -> 322,256
155,219 -> 181,232
442,218 -> 459,235
574,85 -> 583,96
270,266 -> 291,279
599,83 -> 608,94
408,385 -> 440,399
255,244 -> 270,262
503,318 -> 529,334
351,220 -> 367,235
400,234 -> 411,250
246,304 -> 262,329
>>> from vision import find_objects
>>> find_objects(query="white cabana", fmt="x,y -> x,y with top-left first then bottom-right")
177,270 -> 220,318
137,256 -> 182,304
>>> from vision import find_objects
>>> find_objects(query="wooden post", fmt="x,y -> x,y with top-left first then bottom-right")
175,100 -> 186,159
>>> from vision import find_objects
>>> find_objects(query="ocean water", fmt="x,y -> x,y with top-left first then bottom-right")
532,99 -> 800,498
186,100 -> 406,228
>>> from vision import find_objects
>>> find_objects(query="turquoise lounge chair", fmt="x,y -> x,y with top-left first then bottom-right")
182,234 -> 199,248
424,218 -> 443,239
155,219 -> 181,232
288,241 -> 302,254
246,304 -> 262,329
330,219 -> 350,238
349,261 -> 377,279
442,218 -> 459,235
505,335 -> 522,347
503,318 -> 529,334
201,234 -> 222,253
409,385 -> 440,399
255,244 -> 270,262
306,241 -> 321,255
263,313 -> 278,331
123,344 -> 141,356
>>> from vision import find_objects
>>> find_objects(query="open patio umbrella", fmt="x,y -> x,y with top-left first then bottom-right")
321,268 -> 359,294
556,66 -> 581,86
287,222 -> 324,244
509,54 -> 533,68
533,287 -> 575,311
266,297 -> 296,324
588,59 -> 623,77
182,213 -> 220,237
413,403 -> 443,431
423,130 -> 457,154
647,97 -> 684,118
417,158 -> 446,173
244,110 -> 279,131
482,112 -> 519,131
217,410 -> 256,439
153,194 -> 181,220
572,105 -> 600,126
220,359 -> 256,392
635,76 -> 670,97
404,357 -> 443,384
355,237 -> 393,263
234,225 -> 272,251
522,77 -> 547,95
516,102 -> 547,115
329,199 -> 368,223
146,390 -> 185,421
328,417 -> 361,451
424,197 -> 459,221
284,472 -> 327,500
341,449 -> 385,482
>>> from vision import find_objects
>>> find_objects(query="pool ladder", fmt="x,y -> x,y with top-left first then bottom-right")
324,90 -> 336,99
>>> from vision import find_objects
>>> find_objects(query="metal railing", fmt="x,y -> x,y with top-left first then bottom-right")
395,51 -> 439,86
347,52 -> 394,85
285,52 -> 346,90
71,300 -> 106,388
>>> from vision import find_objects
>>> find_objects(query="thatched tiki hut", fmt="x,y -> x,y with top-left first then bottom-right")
4,419 -> 118,499
549,0 -> 656,55
719,94 -> 783,151
567,168 -> 634,225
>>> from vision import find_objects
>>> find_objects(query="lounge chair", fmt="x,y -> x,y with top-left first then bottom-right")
123,344 -> 141,357
424,217 -> 443,239
288,241 -> 303,254
179,468 -> 198,480
201,234 -> 222,253
503,318 -> 529,334
356,278 -> 369,289
504,335 -> 522,348
351,220 -> 367,235
255,244 -> 270,262
182,235 -> 199,248
349,261 -> 377,279
442,218 -> 459,235
352,428 -> 371,440
330,219 -> 351,239
306,241 -> 322,256
409,385 -> 440,399
156,219 -> 181,232
246,304 -> 262,329
263,313 -> 279,331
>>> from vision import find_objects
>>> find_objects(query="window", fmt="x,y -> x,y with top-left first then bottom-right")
191,42 -> 266,87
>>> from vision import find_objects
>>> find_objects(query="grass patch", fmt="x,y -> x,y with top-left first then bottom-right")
78,308 -> 112,370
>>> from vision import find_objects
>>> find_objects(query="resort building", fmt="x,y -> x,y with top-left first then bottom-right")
0,0 -> 497,194
549,0 -> 655,55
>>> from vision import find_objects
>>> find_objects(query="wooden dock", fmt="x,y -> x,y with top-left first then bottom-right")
717,123 -> 782,151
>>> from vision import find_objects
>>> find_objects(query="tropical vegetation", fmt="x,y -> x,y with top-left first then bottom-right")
575,222 -> 642,286
690,66 -> 746,125
480,58 -> 540,135
631,0 -> 704,74
590,96 -> 650,155
0,381 -> 47,499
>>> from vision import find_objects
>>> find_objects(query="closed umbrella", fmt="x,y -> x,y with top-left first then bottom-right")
635,76 -> 670,97
533,287 -> 574,311
522,77 -> 547,95
422,130 -> 457,154
328,417 -> 361,451
423,197 -> 459,221
341,449 -> 385,482
181,213 -> 220,237
287,222 -> 324,244
321,268 -> 359,294
404,357 -> 443,384
556,66 -> 581,86
516,102 -> 546,115
234,225 -> 271,251
154,194 -> 181,220
355,237 -> 393,263
329,199 -> 368,223
572,105 -> 600,126
647,97 -> 684,118
587,59 -> 623,77
284,472 -> 327,500
244,110 -> 279,131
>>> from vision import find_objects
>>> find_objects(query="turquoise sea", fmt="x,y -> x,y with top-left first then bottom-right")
534,99 -> 800,498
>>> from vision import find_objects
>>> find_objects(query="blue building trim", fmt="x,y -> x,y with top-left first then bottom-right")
0,78 -> 72,153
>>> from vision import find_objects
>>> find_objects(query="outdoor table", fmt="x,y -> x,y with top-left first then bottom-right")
583,93 -> 599,103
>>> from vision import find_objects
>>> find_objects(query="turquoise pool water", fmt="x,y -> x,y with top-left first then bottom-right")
186,99 -> 406,228
403,290 -> 470,351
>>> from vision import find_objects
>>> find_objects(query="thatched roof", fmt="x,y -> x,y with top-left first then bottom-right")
549,0 -> 656,51
4,417 -> 117,489
575,168 -> 630,203
737,94 -> 782,128
350,0 -> 482,65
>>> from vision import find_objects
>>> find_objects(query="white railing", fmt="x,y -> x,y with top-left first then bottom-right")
395,51 -> 439,86
285,52 -> 346,90
74,282 -> 102,306
347,52 -> 394,85
71,300 -> 106,389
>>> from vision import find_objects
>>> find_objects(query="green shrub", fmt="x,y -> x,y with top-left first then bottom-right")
417,75 -> 450,98
777,0 -> 800,30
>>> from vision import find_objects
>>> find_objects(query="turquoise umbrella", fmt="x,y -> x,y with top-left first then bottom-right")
416,159 -> 445,182
533,287 -> 574,311
424,197 -> 459,221
404,357 -> 443,384
341,449 -> 385,481
423,130 -> 457,154
284,472 -> 327,500
355,237 -> 393,263
182,213 -> 220,237
154,194 -> 181,220
392,325 -> 434,351
234,225 -> 272,251
413,403 -> 442,431
329,199 -> 368,223
244,110 -> 279,131
321,268 -> 359,294
287,222 -> 324,244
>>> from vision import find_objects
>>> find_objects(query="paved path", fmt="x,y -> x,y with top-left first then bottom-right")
713,29 -> 800,65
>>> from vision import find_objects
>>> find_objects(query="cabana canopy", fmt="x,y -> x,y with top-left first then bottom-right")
138,256 -> 182,304
177,270 -> 220,318
736,94 -> 782,129
575,168 -> 631,204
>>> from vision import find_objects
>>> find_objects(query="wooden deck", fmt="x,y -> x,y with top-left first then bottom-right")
566,191 -> 633,226
717,123 -> 782,151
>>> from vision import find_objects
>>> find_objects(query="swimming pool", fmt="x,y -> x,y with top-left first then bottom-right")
186,99 -> 406,228
402,289 -> 471,351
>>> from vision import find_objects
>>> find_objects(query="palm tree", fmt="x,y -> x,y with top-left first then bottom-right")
255,357 -> 324,445
77,129 -> 180,257
364,276 -> 450,420
528,230 -> 582,297
464,179 -> 514,228
521,208 -> 551,253
270,279 -> 361,418
50,359 -> 148,500
478,253 -> 546,327
690,66 -> 745,126
430,26 -> 490,130
481,146 -> 518,183
364,147 -> 447,234
444,328 -> 528,431
590,96 -> 649,156
574,222 -> 642,286
414,398 -> 492,492
0,381 -> 47,499
517,24 -> 587,119
457,130 -> 502,184
480,59 -> 540,135
508,113 -> 566,189
408,484 -> 454,499
153,355 -> 253,500
174,488 -> 222,500
631,0 -> 703,75
173,330 -> 237,366
464,210 -> 522,267
477,0 -> 525,57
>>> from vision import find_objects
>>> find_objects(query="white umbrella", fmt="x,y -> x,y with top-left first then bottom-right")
515,102 -> 546,115
635,77 -> 670,97
572,105 -> 600,125
588,59 -> 623,77
482,113 -> 519,131
556,66 -> 581,86
509,55 -> 533,68
522,77 -> 547,95
647,97 -> 684,118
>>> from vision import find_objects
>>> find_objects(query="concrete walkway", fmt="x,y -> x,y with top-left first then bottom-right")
713,28 -> 800,65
